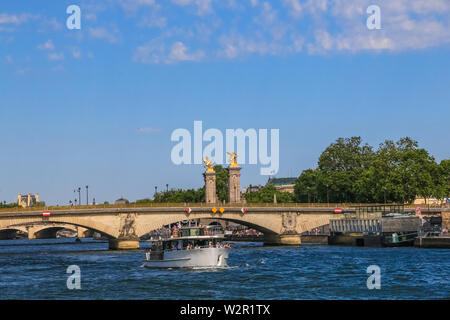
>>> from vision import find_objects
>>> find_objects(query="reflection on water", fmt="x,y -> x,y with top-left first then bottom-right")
0,238 -> 449,299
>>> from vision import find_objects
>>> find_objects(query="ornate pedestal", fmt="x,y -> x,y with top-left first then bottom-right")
228,166 -> 241,203
204,171 -> 217,204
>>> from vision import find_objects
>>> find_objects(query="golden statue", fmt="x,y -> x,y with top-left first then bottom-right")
227,152 -> 239,167
202,157 -> 215,172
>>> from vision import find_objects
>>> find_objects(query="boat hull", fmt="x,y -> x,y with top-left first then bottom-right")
144,247 -> 229,268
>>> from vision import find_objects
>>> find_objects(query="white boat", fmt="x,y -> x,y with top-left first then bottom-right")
144,227 -> 231,269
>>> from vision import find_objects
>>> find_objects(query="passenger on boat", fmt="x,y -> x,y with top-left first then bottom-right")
208,241 -> 213,248
194,244 -> 200,249
224,242 -> 231,249
145,248 -> 151,261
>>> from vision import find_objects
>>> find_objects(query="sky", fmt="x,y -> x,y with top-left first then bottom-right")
1,0 -> 449,205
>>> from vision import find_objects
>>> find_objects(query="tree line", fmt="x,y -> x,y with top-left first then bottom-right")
294,137 -> 449,204
135,137 -> 449,204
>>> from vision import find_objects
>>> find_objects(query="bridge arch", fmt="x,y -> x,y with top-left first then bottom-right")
2,218 -> 117,239
0,227 -> 29,240
134,212 -> 284,238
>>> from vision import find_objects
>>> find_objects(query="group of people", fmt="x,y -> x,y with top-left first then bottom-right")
169,241 -> 231,250
186,243 -> 200,250
208,241 -> 231,248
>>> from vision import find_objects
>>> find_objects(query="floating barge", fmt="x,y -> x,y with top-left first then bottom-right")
328,205 -> 421,247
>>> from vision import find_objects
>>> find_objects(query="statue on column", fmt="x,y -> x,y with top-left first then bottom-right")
202,157 -> 215,172
227,152 -> 241,203
203,157 -> 217,203
227,152 -> 239,167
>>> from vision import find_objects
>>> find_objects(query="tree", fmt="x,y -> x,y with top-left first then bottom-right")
442,160 -> 450,197
357,138 -> 439,203
294,136 -> 446,204
245,185 -> 294,203
214,165 -> 228,202
294,169 -> 320,203
152,188 -> 204,203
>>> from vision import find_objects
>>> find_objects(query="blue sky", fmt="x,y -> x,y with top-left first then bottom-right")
1,0 -> 449,205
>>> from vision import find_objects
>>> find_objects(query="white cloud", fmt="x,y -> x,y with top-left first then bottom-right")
70,47 -> 82,59
171,0 -> 213,15
134,40 -> 204,64
48,52 -> 64,61
37,40 -> 55,51
120,0 -> 157,12
282,0 -> 303,17
169,41 -> 204,61
0,13 -> 33,24
88,27 -> 120,44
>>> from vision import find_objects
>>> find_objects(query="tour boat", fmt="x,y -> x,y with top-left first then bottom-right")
143,226 -> 230,268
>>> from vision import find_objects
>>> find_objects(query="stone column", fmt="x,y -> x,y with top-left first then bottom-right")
76,226 -> 90,238
27,226 -> 39,239
108,238 -> 140,250
228,166 -> 241,203
264,233 -> 302,246
204,171 -> 217,204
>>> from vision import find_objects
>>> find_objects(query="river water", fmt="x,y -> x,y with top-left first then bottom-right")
0,238 -> 448,300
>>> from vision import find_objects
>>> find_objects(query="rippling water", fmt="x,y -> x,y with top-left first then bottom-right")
0,238 -> 449,299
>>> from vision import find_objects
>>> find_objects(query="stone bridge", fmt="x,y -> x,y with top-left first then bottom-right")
0,206 -> 344,249
0,222 -> 92,240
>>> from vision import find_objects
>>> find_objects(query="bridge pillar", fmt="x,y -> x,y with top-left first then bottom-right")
108,238 -> 140,250
27,226 -> 39,239
77,227 -> 90,238
264,233 -> 302,246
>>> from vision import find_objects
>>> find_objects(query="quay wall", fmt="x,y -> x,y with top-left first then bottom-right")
414,237 -> 450,249
301,235 -> 328,243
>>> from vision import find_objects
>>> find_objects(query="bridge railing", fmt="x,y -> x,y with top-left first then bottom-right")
1,202 -> 446,213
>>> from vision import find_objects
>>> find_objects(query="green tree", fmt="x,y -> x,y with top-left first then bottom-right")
294,169 -> 320,203
317,137 -> 374,203
153,188 -> 204,203
354,137 -> 440,203
214,165 -> 228,202
294,136 -> 445,204
245,185 -> 294,203
441,160 -> 450,198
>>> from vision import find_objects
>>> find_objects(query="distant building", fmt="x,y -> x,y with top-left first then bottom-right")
244,184 -> 263,193
17,193 -> 39,208
266,177 -> 297,194
115,198 -> 130,205
413,197 -> 447,206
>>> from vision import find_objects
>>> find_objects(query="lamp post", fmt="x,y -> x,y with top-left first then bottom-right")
307,187 -> 311,204
77,187 -> 81,206
326,183 -> 329,206
383,186 -> 387,204
154,186 -> 158,196
166,184 -> 169,192
86,185 -> 89,205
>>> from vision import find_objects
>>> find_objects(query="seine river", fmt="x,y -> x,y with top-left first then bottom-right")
0,239 -> 448,300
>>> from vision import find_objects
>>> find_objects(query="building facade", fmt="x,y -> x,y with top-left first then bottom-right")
266,177 -> 297,194
17,194 -> 39,208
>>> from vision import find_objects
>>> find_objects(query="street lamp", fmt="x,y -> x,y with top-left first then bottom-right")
86,185 -> 89,205
326,183 -> 329,206
383,186 -> 387,204
307,187 -> 311,204
166,184 -> 169,192
155,186 -> 158,196
77,187 -> 81,206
